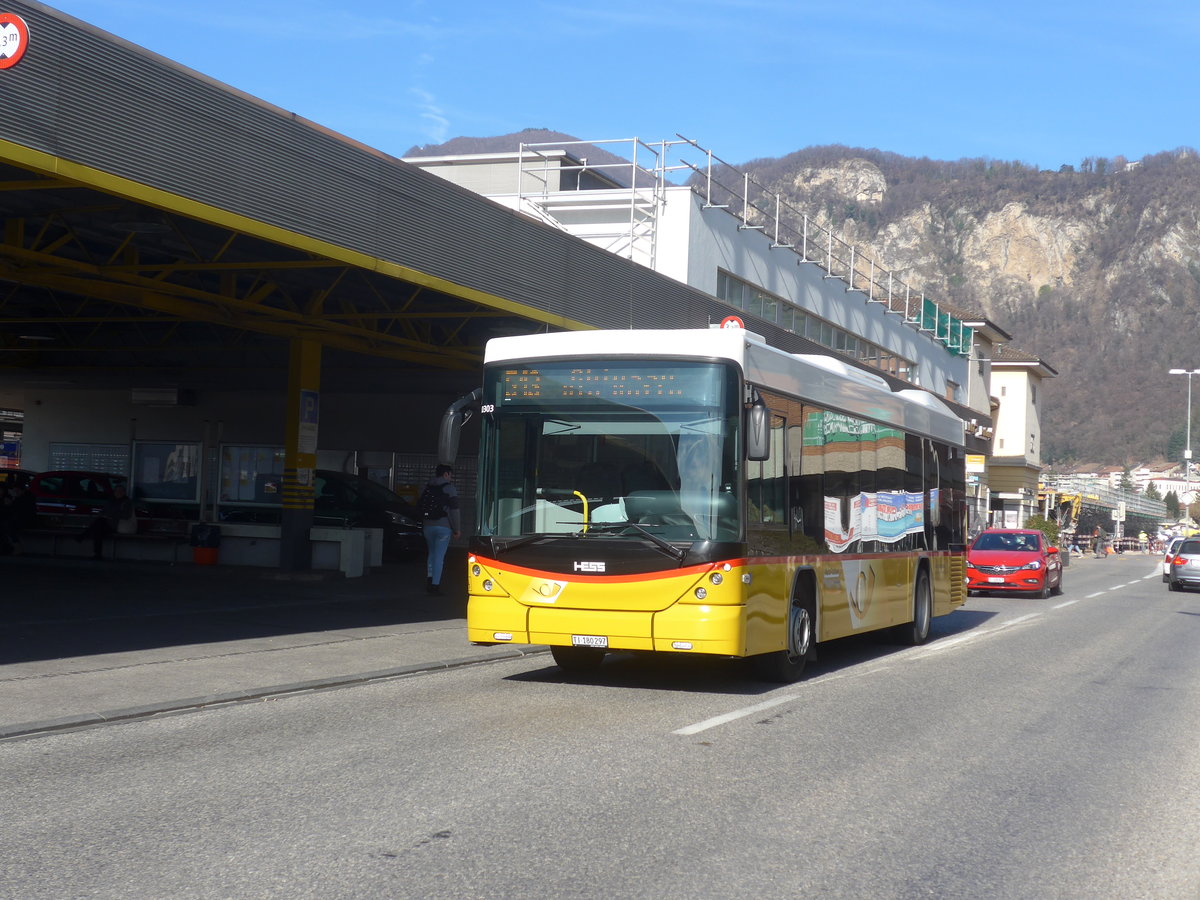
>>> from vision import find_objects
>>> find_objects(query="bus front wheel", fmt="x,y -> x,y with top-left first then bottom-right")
751,600 -> 813,683
551,645 -> 606,674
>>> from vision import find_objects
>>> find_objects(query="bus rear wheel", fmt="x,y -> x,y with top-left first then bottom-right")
895,570 -> 932,645
551,645 -> 606,674
751,601 -> 813,683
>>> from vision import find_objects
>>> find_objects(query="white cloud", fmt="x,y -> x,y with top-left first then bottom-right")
412,88 -> 449,143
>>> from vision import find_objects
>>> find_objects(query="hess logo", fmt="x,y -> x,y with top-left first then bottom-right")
573,561 -> 606,573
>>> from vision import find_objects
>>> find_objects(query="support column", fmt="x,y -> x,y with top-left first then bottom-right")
280,338 -> 321,572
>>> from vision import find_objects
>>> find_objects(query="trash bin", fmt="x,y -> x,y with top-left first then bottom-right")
189,523 -> 221,565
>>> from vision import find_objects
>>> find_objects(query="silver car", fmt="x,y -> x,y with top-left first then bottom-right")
1166,539 -> 1200,591
1162,535 -> 1187,582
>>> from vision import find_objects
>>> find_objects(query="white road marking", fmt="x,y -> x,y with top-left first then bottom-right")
674,615 -> 1039,735
673,694 -> 801,735
674,575 -> 1158,737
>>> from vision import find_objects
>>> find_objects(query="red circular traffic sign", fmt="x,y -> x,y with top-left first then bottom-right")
719,315 -> 745,329
0,13 -> 29,69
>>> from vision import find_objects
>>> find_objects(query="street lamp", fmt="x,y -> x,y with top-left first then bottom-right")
1169,368 -> 1200,522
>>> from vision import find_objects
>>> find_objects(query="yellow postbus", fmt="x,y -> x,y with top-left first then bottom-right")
451,327 -> 967,681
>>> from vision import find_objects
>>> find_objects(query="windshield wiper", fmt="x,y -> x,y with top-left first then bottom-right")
492,533 -> 554,554
587,521 -> 687,563
492,527 -> 591,554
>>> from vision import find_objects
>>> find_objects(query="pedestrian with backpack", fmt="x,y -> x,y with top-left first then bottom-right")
420,464 -> 460,594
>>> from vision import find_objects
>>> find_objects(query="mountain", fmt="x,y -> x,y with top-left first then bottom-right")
408,132 -> 1200,465
736,146 -> 1200,465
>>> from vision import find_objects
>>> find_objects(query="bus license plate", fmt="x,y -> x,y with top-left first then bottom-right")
572,634 -> 608,648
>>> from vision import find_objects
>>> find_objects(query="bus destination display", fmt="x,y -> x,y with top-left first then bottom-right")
501,367 -> 684,401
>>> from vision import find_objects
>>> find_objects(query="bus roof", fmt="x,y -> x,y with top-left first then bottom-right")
485,328 -> 965,447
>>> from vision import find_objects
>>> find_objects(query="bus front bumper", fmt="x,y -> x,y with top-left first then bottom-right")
467,593 -> 747,656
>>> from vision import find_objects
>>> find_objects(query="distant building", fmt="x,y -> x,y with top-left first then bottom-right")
988,345 -> 1058,527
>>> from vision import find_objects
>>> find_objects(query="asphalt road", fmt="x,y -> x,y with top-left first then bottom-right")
3,554 -> 1198,899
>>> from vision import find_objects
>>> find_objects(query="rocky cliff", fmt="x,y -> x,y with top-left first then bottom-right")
740,147 -> 1200,464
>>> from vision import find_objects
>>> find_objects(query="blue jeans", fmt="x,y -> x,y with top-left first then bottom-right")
424,524 -> 453,585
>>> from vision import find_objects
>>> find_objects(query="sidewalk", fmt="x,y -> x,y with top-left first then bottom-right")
0,551 -> 547,740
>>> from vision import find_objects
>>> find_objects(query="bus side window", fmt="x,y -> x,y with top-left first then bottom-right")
747,415 -> 786,524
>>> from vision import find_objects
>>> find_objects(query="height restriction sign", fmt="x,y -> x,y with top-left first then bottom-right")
0,13 -> 29,69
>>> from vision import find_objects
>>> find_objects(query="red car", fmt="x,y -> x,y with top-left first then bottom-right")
27,470 -> 128,522
966,528 -> 1064,599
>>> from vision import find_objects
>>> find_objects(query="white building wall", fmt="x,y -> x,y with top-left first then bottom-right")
409,153 -> 974,406
1152,477 -> 1196,505
991,369 -> 1042,463
656,187 -> 969,400
965,338 -> 994,419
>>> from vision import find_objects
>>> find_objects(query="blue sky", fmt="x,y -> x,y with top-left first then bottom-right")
46,0 -> 1200,169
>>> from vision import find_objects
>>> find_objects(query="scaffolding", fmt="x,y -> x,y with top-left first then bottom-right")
513,135 -> 973,357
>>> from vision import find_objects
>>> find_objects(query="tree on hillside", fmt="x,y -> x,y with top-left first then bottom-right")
1167,428 -> 1187,463
1119,466 -> 1135,491
1145,482 -> 1162,500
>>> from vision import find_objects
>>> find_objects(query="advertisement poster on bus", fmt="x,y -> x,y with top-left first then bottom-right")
824,491 -> 925,552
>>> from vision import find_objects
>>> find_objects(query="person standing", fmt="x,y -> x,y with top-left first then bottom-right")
2,482 -> 36,555
420,464 -> 460,595
1093,524 -> 1107,558
78,483 -> 135,560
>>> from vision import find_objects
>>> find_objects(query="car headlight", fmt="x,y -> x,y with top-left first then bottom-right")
1020,560 -> 1043,571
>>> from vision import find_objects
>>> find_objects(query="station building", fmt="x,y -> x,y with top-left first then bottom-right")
0,1 -> 1027,569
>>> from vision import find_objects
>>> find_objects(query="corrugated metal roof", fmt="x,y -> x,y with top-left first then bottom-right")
2,1 -> 750,336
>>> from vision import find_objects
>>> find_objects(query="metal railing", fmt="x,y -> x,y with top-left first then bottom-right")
1042,475 -> 1168,519
513,136 -> 971,356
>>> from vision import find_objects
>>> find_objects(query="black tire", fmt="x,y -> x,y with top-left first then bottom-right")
751,600 -> 814,683
1051,572 -> 1064,596
1037,577 -> 1051,600
896,570 -> 932,645
550,645 -> 606,674
1168,579 -> 1180,592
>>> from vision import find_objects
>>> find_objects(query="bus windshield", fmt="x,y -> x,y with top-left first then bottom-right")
477,359 -> 742,543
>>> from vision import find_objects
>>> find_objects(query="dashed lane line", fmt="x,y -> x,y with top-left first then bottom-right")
673,613 -> 1041,736
673,572 -> 1162,737
672,694 -> 801,736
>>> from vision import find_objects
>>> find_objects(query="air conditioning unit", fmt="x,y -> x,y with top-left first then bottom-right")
131,387 -> 195,406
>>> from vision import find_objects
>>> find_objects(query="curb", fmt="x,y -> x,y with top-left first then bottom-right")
0,645 -> 551,741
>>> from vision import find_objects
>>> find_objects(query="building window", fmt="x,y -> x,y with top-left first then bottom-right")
1031,385 -> 1037,404
714,269 -> 916,383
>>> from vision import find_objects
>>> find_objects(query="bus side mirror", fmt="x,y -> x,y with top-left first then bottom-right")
746,398 -> 770,461
438,388 -> 481,465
